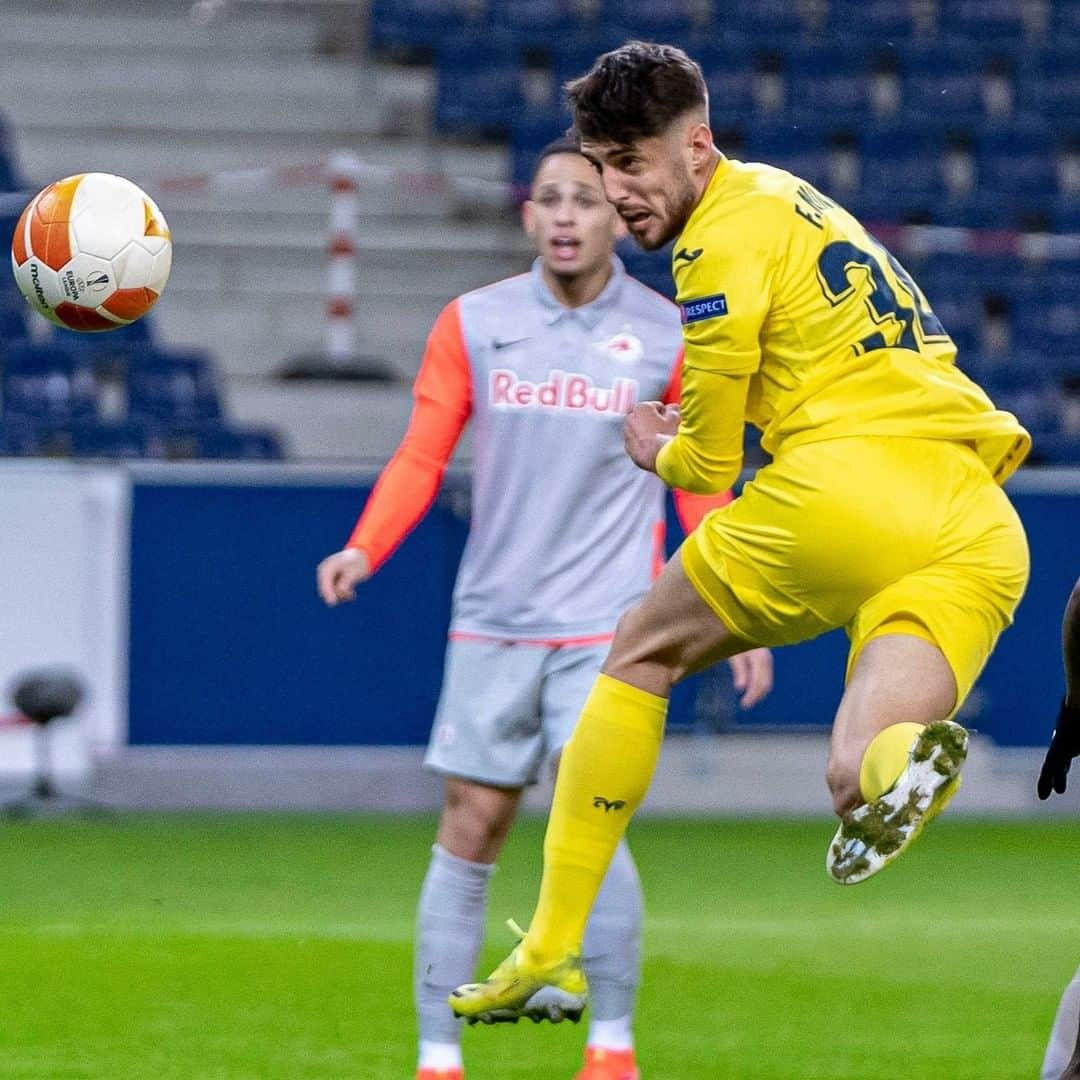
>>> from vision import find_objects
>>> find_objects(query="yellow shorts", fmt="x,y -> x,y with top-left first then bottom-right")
680,437 -> 1030,709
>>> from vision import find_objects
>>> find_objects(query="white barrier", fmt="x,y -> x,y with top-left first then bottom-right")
0,462 -> 128,784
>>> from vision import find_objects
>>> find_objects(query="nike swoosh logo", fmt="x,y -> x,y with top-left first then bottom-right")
674,247 -> 704,264
492,337 -> 529,350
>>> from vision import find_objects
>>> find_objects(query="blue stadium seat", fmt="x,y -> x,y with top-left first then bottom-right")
741,121 -> 832,193
939,192 -> 1046,230
899,43 -> 986,125
914,275 -> 983,358
490,0 -> 586,50
858,126 -> 952,202
783,45 -> 881,127
936,0 -> 1033,44
726,0 -> 815,41
1052,195 -> 1080,234
509,114 -> 571,193
434,38 -> 526,137
126,348 -> 223,425
694,43 -> 757,129
70,419 -> 165,460
2,342 -> 98,424
1027,432 -> 1080,466
959,345 -> 1049,386
0,307 -> 27,347
49,312 -> 156,372
982,366 -> 1062,439
596,0 -> 697,46
0,417 -> 41,456
368,0 -> 486,54
976,126 -> 1058,198
0,272 -> 28,347
1018,48 -> 1080,122
1,209 -> 18,249
0,110 -> 22,192
923,254 -> 1028,303
1062,351 -> 1080,381
844,191 -> 913,226
617,239 -> 675,302
827,0 -> 925,45
1050,1 -> 1080,39
1011,269 -> 1080,360
164,422 -> 284,461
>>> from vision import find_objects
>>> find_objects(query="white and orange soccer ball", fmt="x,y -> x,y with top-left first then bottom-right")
10,172 -> 171,332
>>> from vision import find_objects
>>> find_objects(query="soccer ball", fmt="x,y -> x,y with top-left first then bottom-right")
10,172 -> 172,332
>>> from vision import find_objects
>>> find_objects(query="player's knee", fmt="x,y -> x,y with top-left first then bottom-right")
441,783 -> 517,862
603,606 -> 681,689
610,605 -> 646,653
604,610 -> 645,677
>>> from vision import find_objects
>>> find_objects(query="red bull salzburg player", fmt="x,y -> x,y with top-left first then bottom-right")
316,138 -> 773,1080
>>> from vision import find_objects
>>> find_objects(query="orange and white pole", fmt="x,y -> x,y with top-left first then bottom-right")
326,150 -> 361,367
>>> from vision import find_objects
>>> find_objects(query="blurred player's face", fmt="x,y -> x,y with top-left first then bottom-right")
524,153 -> 621,284
581,119 -> 711,250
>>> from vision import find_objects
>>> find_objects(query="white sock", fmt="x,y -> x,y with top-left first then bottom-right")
418,1040 -> 464,1071
1043,966 -> 1080,1079
588,1014 -> 634,1053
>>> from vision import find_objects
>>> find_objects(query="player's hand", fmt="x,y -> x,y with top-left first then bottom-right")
728,648 -> 774,709
316,548 -> 371,606
624,402 -> 680,473
1037,700 -> 1080,799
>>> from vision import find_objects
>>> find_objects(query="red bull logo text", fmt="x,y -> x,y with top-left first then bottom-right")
490,369 -> 639,414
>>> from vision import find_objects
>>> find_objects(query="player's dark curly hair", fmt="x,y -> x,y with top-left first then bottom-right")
565,41 -> 707,146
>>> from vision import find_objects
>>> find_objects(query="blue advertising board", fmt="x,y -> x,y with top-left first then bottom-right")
127,466 -> 1079,747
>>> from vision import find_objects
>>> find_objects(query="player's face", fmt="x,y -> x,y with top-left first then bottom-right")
524,153 -> 620,279
580,126 -> 699,250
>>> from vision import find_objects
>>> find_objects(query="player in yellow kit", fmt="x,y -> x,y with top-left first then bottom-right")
449,41 -> 1032,1025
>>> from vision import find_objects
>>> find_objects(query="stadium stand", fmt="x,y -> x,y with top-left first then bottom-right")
0,101 -> 284,462
69,418 -> 164,461
2,3 -> 1078,462
1,341 -> 99,427
392,0 -> 1076,463
0,109 -> 22,194
160,420 -> 284,461
0,300 -> 283,461
125,348 -> 223,426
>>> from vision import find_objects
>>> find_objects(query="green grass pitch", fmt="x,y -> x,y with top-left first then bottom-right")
0,813 -> 1077,1079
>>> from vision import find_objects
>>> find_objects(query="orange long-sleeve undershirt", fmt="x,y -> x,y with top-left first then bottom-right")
347,301 -> 472,572
347,304 -> 731,573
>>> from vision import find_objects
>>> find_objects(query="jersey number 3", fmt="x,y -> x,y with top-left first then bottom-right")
817,240 -> 948,355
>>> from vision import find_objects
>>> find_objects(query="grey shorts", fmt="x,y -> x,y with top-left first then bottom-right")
424,638 -> 609,787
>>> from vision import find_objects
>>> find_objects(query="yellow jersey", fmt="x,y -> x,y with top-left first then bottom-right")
656,157 -> 1030,493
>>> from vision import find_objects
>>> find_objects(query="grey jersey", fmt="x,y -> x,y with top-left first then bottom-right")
452,257 -> 684,641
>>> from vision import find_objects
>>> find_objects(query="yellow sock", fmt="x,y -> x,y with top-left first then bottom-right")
523,674 -> 667,967
859,722 -> 924,801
